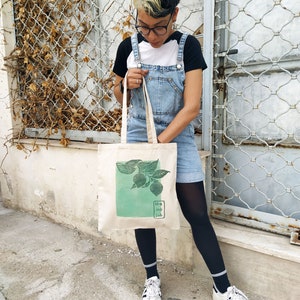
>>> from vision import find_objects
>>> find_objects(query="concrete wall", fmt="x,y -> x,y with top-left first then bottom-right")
0,136 -> 209,266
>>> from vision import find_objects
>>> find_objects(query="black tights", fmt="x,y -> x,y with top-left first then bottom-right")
135,181 -> 230,290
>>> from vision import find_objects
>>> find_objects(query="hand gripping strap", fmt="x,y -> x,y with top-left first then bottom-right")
120,73 -> 157,144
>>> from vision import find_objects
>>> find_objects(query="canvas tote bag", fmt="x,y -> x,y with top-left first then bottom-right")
98,73 -> 180,230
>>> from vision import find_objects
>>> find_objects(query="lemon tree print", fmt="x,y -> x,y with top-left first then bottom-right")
115,159 -> 170,218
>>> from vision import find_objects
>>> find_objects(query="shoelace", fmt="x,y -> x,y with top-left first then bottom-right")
144,278 -> 161,297
227,286 -> 248,300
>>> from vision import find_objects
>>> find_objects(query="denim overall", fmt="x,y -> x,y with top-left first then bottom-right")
127,33 -> 204,183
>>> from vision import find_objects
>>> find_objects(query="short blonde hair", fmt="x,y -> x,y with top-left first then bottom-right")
133,0 -> 179,18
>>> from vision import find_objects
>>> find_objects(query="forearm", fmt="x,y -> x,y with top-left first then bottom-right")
157,106 -> 199,143
114,78 -> 125,104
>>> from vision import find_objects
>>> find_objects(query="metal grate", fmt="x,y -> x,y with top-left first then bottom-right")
211,0 -> 300,235
6,0 -> 205,144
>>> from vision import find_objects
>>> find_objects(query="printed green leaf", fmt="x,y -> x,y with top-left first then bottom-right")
126,159 -> 142,168
152,169 -> 170,179
116,162 -> 136,174
143,181 -> 151,188
137,160 -> 158,175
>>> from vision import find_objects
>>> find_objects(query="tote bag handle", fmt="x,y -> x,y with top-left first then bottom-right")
120,72 -> 158,144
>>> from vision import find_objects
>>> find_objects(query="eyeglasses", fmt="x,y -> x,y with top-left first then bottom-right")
135,14 -> 173,36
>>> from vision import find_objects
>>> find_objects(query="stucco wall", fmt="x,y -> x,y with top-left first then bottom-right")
0,135 -> 210,265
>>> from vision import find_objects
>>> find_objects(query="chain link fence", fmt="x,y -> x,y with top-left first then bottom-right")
212,0 -> 300,235
6,0 -> 204,145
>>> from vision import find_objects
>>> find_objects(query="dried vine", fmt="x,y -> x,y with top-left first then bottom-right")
4,0 -> 135,146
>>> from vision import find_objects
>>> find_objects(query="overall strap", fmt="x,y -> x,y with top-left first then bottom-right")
176,33 -> 189,70
130,33 -> 142,68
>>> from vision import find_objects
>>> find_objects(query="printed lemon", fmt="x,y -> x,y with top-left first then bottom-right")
133,173 -> 147,187
150,181 -> 163,196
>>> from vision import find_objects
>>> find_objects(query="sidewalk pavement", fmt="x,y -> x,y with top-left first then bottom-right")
0,201 -> 213,300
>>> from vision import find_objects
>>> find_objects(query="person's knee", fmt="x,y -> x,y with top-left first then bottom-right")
186,211 -> 210,227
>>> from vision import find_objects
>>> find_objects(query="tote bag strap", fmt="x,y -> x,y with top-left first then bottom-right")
121,72 -> 158,144
142,77 -> 157,144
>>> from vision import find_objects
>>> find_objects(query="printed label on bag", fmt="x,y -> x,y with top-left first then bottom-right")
115,159 -> 169,218
153,201 -> 165,219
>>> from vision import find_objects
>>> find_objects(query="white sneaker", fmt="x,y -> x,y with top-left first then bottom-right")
213,286 -> 248,300
142,276 -> 161,300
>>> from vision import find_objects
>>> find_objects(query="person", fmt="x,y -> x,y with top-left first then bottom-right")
113,1 -> 248,299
